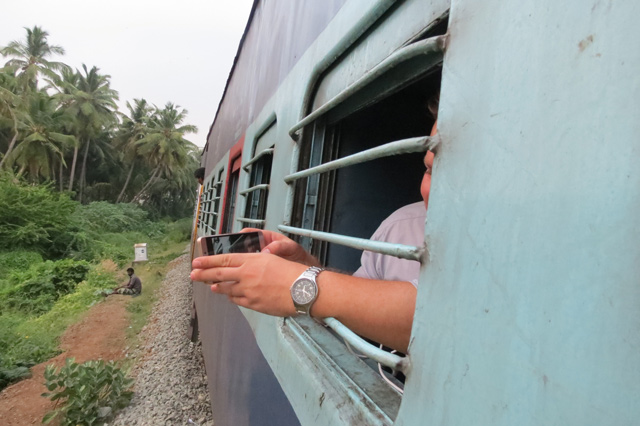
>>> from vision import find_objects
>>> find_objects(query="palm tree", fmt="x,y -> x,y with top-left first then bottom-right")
0,68 -> 25,169
57,64 -> 118,198
0,26 -> 68,92
4,91 -> 75,181
131,102 -> 197,203
114,98 -> 152,202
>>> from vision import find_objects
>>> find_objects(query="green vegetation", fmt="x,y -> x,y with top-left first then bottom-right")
0,25 -> 198,397
0,174 -> 193,391
42,358 -> 133,425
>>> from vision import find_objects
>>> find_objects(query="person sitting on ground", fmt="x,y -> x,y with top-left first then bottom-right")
109,267 -> 142,296
191,99 -> 439,353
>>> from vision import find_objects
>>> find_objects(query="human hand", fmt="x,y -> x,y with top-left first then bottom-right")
240,228 -> 320,266
190,253 -> 307,317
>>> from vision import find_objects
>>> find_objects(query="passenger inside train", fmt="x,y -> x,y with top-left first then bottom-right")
191,98 -> 439,353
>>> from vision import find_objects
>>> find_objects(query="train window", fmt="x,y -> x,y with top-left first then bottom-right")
290,61 -> 442,269
211,168 -> 224,232
238,121 -> 276,229
283,34 -> 444,402
197,168 -> 224,235
222,155 -> 241,233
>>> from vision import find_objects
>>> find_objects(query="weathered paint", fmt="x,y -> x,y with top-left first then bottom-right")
401,1 -> 640,425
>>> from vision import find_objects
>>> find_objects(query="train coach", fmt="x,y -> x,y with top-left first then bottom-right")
191,1 -> 640,425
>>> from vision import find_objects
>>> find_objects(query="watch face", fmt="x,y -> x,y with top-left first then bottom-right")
291,278 -> 317,304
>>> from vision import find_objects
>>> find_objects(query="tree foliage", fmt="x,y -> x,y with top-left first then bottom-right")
0,173 -> 76,254
0,26 -> 200,217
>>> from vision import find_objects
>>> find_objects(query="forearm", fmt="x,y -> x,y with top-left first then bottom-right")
191,253 -> 416,352
311,272 -> 416,353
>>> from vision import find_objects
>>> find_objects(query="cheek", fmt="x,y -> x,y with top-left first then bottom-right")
421,174 -> 431,207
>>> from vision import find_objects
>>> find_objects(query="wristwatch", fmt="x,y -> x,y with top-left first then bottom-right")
290,266 -> 324,316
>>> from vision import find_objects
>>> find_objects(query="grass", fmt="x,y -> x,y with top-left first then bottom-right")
122,240 -> 189,348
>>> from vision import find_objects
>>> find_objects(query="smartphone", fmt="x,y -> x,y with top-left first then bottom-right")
198,231 -> 265,256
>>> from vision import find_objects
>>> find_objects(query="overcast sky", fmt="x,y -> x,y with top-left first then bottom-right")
0,0 -> 254,147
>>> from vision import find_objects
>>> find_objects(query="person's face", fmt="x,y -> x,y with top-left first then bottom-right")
128,270 -> 133,276
420,121 -> 437,210
197,177 -> 204,185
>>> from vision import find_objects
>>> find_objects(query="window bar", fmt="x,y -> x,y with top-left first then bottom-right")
285,135 -> 439,183
322,317 -> 409,373
289,36 -> 446,138
236,217 -> 266,226
201,222 -> 216,234
239,184 -> 269,196
243,148 -> 274,171
278,225 -> 423,261
290,0 -> 398,141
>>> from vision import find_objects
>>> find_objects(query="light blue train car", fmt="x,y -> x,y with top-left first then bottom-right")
192,1 -> 639,424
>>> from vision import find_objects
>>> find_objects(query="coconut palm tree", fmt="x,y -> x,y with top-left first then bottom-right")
131,102 -> 197,203
5,91 -> 75,181
57,64 -> 118,198
0,26 -> 68,92
0,68 -> 25,169
114,98 -> 152,202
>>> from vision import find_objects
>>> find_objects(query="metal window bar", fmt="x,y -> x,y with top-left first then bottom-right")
239,184 -> 269,196
285,135 -> 440,183
280,133 -> 441,370
278,225 -> 424,262
236,217 -> 266,226
243,148 -> 274,171
289,0 -> 398,142
322,318 -> 409,374
289,36 -> 446,138
201,222 -> 216,234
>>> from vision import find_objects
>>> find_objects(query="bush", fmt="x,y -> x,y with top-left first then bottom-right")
72,202 -> 151,234
0,175 -> 77,257
0,250 -> 43,279
42,358 -> 133,425
162,217 -> 192,243
0,259 -> 90,315
0,264 -> 118,392
0,314 -> 33,389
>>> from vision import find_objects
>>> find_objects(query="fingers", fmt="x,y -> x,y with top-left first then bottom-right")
192,253 -> 250,269
263,240 -> 298,257
240,227 -> 261,234
211,282 -> 243,297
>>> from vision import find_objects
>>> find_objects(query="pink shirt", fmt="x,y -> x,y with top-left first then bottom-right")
353,202 -> 426,287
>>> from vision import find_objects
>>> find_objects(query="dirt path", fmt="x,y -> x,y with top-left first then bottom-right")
0,295 -> 130,425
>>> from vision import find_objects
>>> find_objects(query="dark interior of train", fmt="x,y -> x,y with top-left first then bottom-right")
291,14 -> 448,273
324,74 -> 439,272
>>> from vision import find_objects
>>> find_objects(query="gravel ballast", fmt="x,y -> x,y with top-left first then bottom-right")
112,254 -> 214,426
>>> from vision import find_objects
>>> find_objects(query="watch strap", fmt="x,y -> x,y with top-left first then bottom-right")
292,266 -> 324,315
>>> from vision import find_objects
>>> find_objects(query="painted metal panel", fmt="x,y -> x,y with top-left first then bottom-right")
312,0 -> 449,111
400,1 -> 640,425
193,283 -> 300,426
204,0 -> 346,168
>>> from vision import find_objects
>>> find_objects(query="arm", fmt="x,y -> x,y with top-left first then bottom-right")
190,253 -> 416,353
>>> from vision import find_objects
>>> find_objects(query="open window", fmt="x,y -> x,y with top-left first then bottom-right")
222,155 -> 242,233
238,121 -> 276,229
197,166 -> 225,235
282,23 -> 446,405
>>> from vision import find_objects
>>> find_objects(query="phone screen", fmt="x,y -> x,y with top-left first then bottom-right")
201,232 -> 264,255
